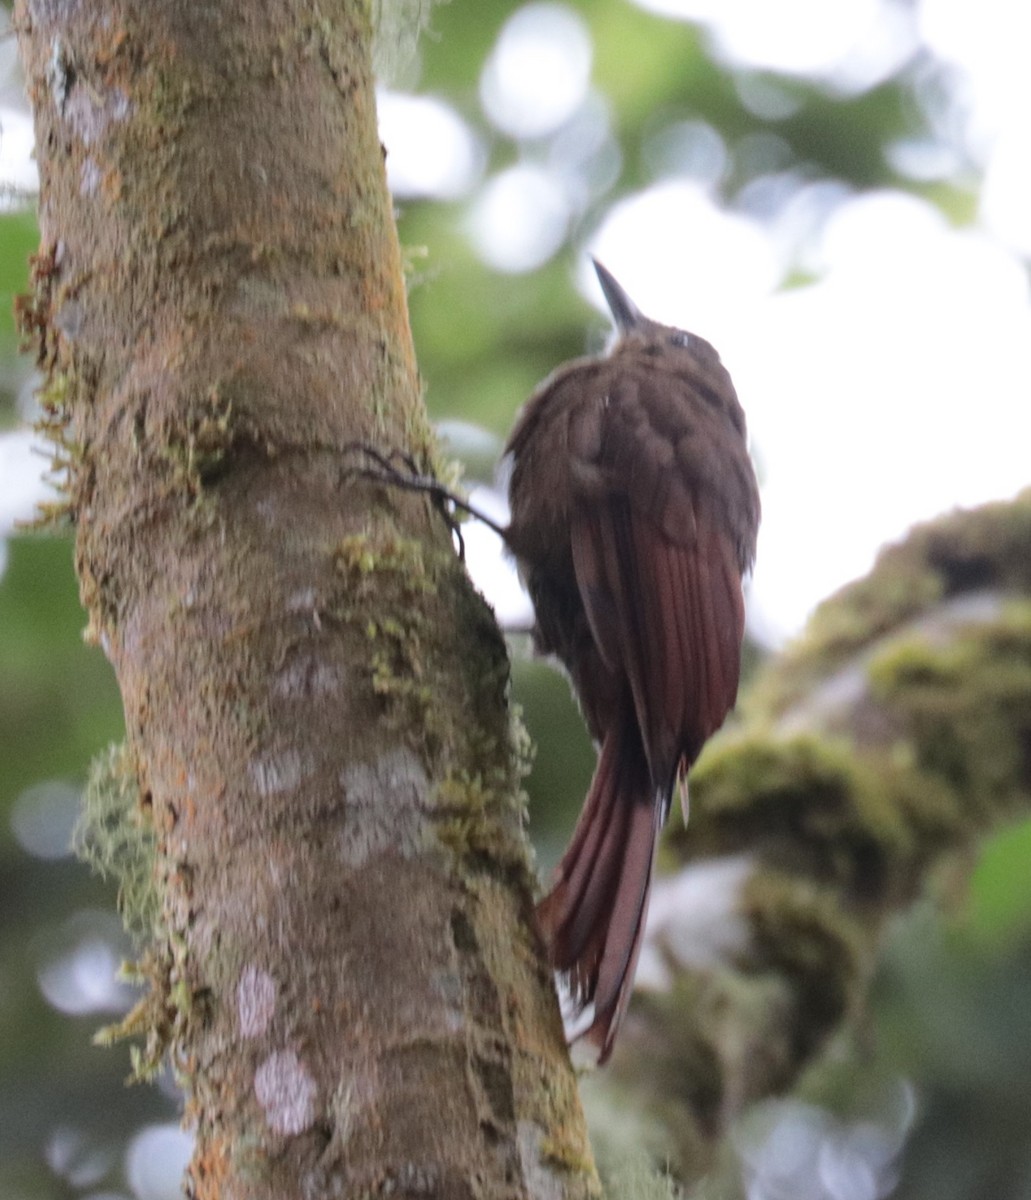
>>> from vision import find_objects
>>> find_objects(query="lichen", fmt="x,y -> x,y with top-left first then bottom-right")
74,741 -> 158,943
73,742 -> 206,1083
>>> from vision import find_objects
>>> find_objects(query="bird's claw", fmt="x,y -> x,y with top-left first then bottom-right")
341,441 -> 470,561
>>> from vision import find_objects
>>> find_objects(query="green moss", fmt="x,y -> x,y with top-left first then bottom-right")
94,932 -> 205,1086
336,530 -> 436,715
36,368 -> 72,422
336,531 -> 437,593
434,711 -> 530,873
742,870 -> 866,1034
538,1132 -> 600,1183
506,701 -> 536,790
433,597 -> 530,872
600,1159 -> 682,1199
161,381 -> 237,497
808,561 -> 943,665
681,732 -> 963,908
867,601 -> 1031,826
750,560 -> 943,716
334,532 -> 452,763
73,742 -> 204,1083
912,487 -> 1031,596
687,733 -> 878,850
334,525 -> 533,886
74,741 -> 158,944
435,768 -> 501,859
14,241 -> 60,373
17,247 -> 91,529
626,878 -> 864,1134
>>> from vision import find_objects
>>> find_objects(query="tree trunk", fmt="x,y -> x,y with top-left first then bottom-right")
14,2 -> 598,1197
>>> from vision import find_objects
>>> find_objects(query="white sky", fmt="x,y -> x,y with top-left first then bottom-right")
2,0 -> 1030,644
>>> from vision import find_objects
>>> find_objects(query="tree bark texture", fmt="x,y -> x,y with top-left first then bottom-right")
15,3 -> 598,1197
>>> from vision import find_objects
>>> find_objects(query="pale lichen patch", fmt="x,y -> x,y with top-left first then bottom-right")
254,1050 -> 317,1135
80,158 -> 101,196
237,965 -> 276,1038
517,1122 -> 565,1200
273,655 -> 345,699
337,747 -> 429,864
64,81 -> 131,146
249,749 -> 312,797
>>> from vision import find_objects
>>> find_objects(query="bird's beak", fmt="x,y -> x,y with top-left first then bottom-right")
592,258 -> 643,334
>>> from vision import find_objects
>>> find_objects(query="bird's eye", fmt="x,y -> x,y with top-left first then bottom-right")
668,330 -> 691,349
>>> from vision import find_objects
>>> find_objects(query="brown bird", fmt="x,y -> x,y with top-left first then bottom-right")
347,260 -> 759,1063
504,260 -> 760,1062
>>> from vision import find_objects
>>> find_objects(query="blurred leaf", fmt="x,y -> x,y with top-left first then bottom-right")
0,209 -> 39,424
967,817 -> 1031,943
0,534 -> 124,823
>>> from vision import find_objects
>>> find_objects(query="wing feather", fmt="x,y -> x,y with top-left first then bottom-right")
571,497 -> 746,792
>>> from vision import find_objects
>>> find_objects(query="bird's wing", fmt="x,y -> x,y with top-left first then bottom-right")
568,371 -> 747,791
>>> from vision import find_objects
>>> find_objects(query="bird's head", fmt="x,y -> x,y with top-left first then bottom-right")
592,257 -> 714,360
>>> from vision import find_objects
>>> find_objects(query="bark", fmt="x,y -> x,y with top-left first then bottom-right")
15,2 -> 598,1198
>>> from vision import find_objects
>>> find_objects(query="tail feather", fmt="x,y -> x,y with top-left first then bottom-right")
546,733 -> 624,964
591,798 -> 659,1019
536,718 -> 661,1063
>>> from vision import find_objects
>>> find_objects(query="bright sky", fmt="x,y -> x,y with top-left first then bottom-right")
2,0 -> 1030,644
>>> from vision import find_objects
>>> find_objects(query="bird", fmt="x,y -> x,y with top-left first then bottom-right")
503,259 -> 760,1063
346,259 -> 760,1063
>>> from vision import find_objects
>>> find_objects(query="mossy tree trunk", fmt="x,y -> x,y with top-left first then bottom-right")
14,2 -> 598,1197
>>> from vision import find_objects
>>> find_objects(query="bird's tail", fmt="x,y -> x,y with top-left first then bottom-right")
536,717 -> 662,1064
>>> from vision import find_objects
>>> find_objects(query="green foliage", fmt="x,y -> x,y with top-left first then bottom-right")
969,819 -> 1031,943
0,535 -> 124,814
0,209 -> 39,424
875,916 -> 1031,1200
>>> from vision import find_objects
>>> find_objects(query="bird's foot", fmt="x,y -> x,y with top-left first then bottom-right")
341,442 -> 506,561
